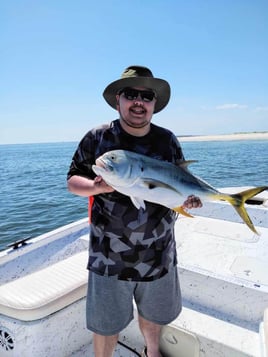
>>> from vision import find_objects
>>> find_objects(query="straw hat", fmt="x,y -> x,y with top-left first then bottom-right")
103,65 -> 170,113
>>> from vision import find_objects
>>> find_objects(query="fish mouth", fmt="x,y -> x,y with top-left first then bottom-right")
95,158 -> 106,169
95,158 -> 113,172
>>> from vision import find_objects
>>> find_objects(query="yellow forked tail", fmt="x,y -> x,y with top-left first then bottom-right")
217,186 -> 268,234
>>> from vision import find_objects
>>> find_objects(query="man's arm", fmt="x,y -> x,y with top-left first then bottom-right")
67,175 -> 114,197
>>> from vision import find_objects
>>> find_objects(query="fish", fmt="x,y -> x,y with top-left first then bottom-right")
92,149 -> 268,234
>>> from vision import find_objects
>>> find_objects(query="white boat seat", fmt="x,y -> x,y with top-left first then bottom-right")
0,251 -> 88,321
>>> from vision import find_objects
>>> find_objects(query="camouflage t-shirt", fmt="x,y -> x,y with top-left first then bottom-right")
67,119 -> 185,281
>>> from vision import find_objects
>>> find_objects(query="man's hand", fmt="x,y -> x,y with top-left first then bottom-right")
183,195 -> 202,209
94,176 -> 115,194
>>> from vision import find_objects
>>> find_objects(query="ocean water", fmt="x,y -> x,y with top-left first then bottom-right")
0,140 -> 267,250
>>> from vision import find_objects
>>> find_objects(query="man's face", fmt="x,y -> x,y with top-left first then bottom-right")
116,87 -> 156,130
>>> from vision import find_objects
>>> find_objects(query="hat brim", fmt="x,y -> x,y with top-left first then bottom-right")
103,77 -> 170,113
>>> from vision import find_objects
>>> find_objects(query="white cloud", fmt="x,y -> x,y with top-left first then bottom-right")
215,103 -> 248,110
255,106 -> 268,112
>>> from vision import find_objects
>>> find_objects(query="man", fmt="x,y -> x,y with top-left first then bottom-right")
67,65 -> 201,357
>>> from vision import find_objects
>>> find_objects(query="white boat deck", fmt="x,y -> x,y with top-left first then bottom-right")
71,197 -> 268,357
0,189 -> 267,357
177,215 -> 268,290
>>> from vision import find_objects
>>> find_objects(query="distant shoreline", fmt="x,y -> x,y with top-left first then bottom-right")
178,132 -> 268,142
1,132 -> 268,146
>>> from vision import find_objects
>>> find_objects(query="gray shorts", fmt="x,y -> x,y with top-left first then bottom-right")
86,266 -> 182,335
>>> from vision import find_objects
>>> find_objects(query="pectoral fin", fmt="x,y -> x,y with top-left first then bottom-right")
142,178 -> 180,193
172,206 -> 194,218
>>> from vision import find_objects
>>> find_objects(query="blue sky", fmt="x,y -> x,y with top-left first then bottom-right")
1,0 -> 267,144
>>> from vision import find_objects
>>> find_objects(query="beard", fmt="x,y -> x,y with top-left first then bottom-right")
119,106 -> 151,129
120,116 -> 150,128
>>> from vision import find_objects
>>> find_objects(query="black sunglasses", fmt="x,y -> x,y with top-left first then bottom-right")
119,88 -> 156,102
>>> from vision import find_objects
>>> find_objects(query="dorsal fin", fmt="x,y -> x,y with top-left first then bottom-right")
179,160 -> 198,169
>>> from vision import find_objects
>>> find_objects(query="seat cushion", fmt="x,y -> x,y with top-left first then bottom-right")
0,251 -> 88,321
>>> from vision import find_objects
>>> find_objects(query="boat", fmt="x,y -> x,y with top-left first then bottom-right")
0,187 -> 267,357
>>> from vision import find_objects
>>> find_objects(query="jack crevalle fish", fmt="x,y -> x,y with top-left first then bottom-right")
92,150 -> 267,234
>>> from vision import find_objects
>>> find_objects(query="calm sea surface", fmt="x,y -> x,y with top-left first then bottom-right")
0,140 -> 267,250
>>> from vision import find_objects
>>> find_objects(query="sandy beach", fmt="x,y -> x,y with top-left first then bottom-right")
178,132 -> 268,142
